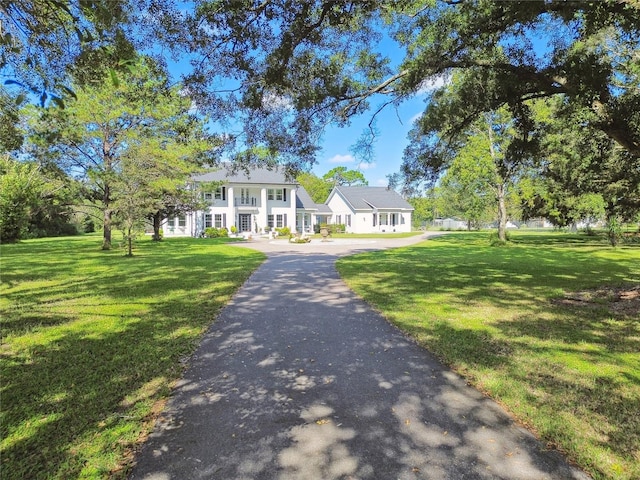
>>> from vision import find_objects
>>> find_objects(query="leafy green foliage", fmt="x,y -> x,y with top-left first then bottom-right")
25,57 -> 215,250
322,166 -> 368,186
407,195 -> 435,228
521,97 -> 640,229
0,87 -> 26,152
204,227 -> 228,238
0,155 -> 76,242
402,88 -> 537,240
296,171 -> 332,203
0,156 -> 44,242
141,0 -> 639,174
0,0 -> 136,104
275,226 -> 291,237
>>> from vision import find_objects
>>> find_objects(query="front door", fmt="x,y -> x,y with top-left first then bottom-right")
239,214 -> 252,232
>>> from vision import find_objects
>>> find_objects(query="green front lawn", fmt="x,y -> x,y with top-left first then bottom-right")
336,231 -> 640,480
0,235 -> 264,479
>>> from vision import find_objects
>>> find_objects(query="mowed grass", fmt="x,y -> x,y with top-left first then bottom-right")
0,234 -> 264,479
336,231 -> 640,480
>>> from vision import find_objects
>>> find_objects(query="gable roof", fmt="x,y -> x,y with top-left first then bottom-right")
331,186 -> 414,211
296,186 -> 332,212
193,165 -> 294,185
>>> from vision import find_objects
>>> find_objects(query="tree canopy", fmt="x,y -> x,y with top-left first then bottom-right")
25,58 -> 215,249
142,0 -> 639,169
4,1 -> 639,167
323,166 -> 368,186
3,0 -> 639,237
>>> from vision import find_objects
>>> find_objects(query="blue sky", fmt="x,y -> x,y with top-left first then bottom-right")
313,92 -> 430,186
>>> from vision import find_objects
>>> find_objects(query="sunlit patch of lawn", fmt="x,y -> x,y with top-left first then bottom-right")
336,231 -> 640,480
0,234 -> 264,479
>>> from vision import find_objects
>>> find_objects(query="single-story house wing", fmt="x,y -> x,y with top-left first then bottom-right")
326,186 -> 413,234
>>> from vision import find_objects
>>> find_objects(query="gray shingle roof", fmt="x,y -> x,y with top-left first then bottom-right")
193,166 -> 294,185
296,186 -> 332,212
333,186 -> 413,210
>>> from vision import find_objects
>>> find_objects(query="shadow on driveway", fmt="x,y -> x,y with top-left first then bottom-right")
130,237 -> 589,479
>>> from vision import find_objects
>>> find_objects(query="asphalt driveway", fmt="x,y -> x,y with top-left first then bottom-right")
129,234 -> 589,480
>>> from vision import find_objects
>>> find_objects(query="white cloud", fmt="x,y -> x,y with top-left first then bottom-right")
328,154 -> 355,164
357,161 -> 377,171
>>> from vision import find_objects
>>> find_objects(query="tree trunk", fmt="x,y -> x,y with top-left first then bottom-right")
102,180 -> 112,250
102,208 -> 112,250
127,226 -> 133,256
497,183 -> 507,242
487,118 -> 508,243
152,212 -> 162,241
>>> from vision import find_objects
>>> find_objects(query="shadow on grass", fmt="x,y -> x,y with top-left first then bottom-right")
0,236 -> 264,479
336,231 -> 640,479
339,234 -> 638,311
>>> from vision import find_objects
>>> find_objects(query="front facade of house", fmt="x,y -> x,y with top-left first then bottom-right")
163,168 -> 413,236
164,168 -> 298,236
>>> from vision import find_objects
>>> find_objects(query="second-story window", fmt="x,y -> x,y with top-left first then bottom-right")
240,188 -> 249,204
268,188 -> 284,201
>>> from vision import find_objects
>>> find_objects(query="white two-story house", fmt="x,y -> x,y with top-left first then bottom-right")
165,167 -> 298,235
162,166 -> 413,236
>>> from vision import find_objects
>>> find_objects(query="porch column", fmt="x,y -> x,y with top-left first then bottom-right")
227,186 -> 235,230
260,187 -> 268,232
290,188 -> 297,230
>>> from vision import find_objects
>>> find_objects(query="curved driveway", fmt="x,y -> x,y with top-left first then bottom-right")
130,234 -> 589,480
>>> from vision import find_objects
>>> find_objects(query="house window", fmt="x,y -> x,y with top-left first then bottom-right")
267,214 -> 274,228
204,214 -> 212,228
268,188 -> 284,201
380,213 -> 388,225
345,215 -> 351,227
240,188 -> 249,205
336,215 -> 341,225
214,187 -> 223,200
178,215 -> 186,227
204,192 -> 213,204
276,214 -> 284,228
215,214 -> 223,228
